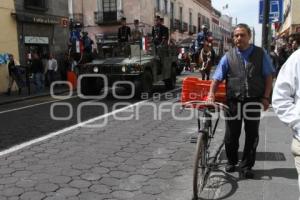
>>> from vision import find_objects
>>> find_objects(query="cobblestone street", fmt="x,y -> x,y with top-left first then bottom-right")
0,97 -> 225,200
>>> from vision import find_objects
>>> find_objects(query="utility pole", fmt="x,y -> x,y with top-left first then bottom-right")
262,0 -> 270,51
252,27 -> 255,45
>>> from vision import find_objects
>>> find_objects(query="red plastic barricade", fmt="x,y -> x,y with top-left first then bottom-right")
181,77 -> 226,104
67,71 -> 77,89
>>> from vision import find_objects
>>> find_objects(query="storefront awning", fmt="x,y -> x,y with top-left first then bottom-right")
277,27 -> 290,38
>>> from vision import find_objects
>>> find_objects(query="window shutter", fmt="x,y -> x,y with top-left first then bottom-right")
97,0 -> 103,12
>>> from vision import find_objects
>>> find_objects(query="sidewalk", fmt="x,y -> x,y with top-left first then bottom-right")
200,109 -> 299,200
0,84 -> 72,105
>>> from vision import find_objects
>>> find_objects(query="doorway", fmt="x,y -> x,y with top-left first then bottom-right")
25,44 -> 49,59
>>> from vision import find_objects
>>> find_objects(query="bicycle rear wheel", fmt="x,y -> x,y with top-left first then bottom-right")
192,133 -> 208,199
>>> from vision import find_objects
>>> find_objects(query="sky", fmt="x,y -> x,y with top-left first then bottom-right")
212,0 -> 262,46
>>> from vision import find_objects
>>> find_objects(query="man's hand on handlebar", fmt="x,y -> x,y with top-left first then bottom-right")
206,93 -> 215,104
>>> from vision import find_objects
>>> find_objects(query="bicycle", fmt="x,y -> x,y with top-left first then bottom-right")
182,100 -> 229,200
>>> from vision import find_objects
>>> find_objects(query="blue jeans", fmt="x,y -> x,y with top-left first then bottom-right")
33,72 -> 44,93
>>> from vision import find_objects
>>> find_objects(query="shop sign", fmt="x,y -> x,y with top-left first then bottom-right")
16,13 -> 60,24
259,0 -> 283,23
33,16 -> 59,24
24,36 -> 49,44
61,18 -> 69,27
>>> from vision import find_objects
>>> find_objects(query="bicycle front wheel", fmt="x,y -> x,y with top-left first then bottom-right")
192,133 -> 208,199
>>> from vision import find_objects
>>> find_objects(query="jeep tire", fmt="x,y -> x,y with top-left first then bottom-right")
135,70 -> 153,98
164,66 -> 177,90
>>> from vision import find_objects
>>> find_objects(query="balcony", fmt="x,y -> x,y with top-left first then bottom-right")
182,22 -> 188,32
24,0 -> 48,11
94,11 -> 122,25
73,13 -> 83,24
189,25 -> 197,35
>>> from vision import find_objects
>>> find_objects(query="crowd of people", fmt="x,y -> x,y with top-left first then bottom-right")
4,52 -> 72,95
270,38 -> 299,76
177,24 -> 216,80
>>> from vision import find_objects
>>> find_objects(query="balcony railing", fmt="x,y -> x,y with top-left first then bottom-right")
94,11 -> 122,25
189,25 -> 197,34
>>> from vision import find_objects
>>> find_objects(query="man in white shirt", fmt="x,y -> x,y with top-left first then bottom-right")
272,49 -> 300,194
46,53 -> 58,86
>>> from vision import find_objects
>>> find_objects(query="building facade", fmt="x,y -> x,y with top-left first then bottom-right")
211,8 -> 221,55
68,0 -> 233,56
70,0 -> 154,45
276,0 -> 300,45
0,0 -> 19,93
219,14 -> 233,53
169,0 -> 212,42
69,0 -> 212,44
14,0 -> 69,65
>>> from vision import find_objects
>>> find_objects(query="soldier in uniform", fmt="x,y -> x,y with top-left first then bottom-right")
131,19 -> 143,42
160,17 -> 169,46
152,16 -> 162,47
118,17 -> 131,43
195,24 -> 210,50
118,17 -> 131,55
152,15 -> 169,60
152,16 -> 169,47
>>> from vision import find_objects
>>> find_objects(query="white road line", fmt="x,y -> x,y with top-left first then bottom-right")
0,87 -> 181,157
0,96 -> 78,114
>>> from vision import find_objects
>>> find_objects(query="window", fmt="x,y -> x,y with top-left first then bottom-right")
103,0 -> 117,12
103,0 -> 117,21
179,7 -> 183,22
24,0 -> 47,10
170,2 -> 174,19
179,7 -> 183,31
164,0 -> 168,14
189,12 -> 192,33
156,0 -> 160,11
198,14 -> 201,32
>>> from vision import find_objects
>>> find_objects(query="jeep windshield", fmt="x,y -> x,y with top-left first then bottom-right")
102,42 -> 155,58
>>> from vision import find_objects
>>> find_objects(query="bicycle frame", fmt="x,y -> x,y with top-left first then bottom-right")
181,101 -> 228,199
197,108 -> 220,150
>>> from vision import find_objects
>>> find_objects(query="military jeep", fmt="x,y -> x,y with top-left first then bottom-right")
78,37 -> 178,97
